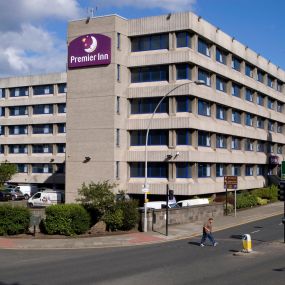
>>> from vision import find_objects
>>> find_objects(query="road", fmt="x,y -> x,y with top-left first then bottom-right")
0,215 -> 284,285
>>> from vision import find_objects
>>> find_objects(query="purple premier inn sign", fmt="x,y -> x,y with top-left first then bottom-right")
68,34 -> 111,69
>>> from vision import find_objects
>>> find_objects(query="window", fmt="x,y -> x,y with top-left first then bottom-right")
176,129 -> 192,145
116,129 -> 120,146
198,163 -> 211,177
198,68 -> 211,86
58,124 -> 65,133
32,164 -> 52,173
232,110 -> 241,124
216,48 -> 227,64
267,98 -> 274,109
216,76 -> 227,92
198,38 -> 211,57
32,144 -> 52,153
245,64 -> 254,78
277,102 -> 282,113
131,34 -> 169,52
216,135 -> 227,148
267,75 -> 274,88
117,33 -> 121,49
176,163 -> 192,178
58,83 -> 67,93
245,165 -> 254,176
17,164 -> 28,173
9,145 -> 27,154
33,85 -> 54,95
216,164 -> 225,177
231,164 -> 241,176
176,31 -> 191,48
277,145 -> 283,154
231,137 -> 241,150
256,117 -> 264,129
10,106 -> 28,116
198,100 -> 211,116
130,97 -> 168,114
117,64 -> 120,81
176,64 -> 192,80
57,144 -> 65,153
198,131 -> 211,147
257,165 -> 265,176
231,83 -> 241,97
245,139 -> 254,151
176,96 -> 191,112
58,103 -> 66,113
10,87 -> 28,97
268,144 -> 274,153
245,113 -> 253,127
130,130 -> 168,146
130,162 -> 167,178
131,65 -> 169,83
0,88 -> 4,98
257,141 -> 265,152
257,70 -> 264,83
277,123 -> 283,133
277,81 -> 283,92
216,105 -> 227,120
232,57 -> 241,71
268,120 -> 274,132
245,88 -> 253,102
116,161 -> 120,179
56,164 -> 65,173
0,107 -> 5,117
257,94 -> 264,106
116,97 -> 120,114
33,124 -> 53,134
33,104 -> 53,115
9,125 -> 28,135
0,145 -> 3,153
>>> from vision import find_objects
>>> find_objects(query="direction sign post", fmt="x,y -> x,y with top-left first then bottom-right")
224,176 -> 238,216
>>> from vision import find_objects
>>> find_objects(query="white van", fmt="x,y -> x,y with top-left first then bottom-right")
144,201 -> 180,210
28,190 -> 64,207
15,185 -> 38,200
177,198 -> 209,207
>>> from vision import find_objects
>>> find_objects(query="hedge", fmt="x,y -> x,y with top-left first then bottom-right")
236,193 -> 258,209
0,205 -> 30,235
251,185 -> 278,202
43,204 -> 91,236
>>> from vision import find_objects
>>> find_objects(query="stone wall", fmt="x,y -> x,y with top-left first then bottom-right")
140,203 -> 224,232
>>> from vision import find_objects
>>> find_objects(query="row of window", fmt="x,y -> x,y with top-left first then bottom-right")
130,32 -> 283,92
0,103 -> 66,117
0,144 -> 65,154
129,129 -> 283,153
129,162 -> 266,178
0,124 -> 66,135
15,163 -> 65,174
130,64 -> 284,114
0,84 -> 67,98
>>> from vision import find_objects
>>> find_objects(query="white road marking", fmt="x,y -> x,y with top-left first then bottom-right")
250,230 -> 260,234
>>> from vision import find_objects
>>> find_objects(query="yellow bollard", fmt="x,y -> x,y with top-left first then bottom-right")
242,234 -> 252,253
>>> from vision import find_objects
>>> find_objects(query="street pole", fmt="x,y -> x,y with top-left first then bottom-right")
225,187 -> 228,216
143,80 -> 205,232
234,189 -> 237,217
166,184 -> 169,236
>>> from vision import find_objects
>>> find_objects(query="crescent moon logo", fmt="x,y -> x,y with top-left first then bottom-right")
84,36 -> 97,53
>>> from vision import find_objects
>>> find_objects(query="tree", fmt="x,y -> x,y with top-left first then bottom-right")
77,181 -> 116,221
0,162 -> 17,187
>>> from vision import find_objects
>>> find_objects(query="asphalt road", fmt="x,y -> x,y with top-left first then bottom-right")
0,215 -> 284,285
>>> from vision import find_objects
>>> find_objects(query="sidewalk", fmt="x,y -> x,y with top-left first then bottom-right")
0,202 -> 283,250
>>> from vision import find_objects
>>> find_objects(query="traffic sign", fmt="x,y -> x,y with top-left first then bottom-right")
224,176 -> 238,189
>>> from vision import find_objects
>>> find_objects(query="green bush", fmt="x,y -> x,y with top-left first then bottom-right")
256,197 -> 268,206
236,193 -> 258,209
0,205 -> 30,235
103,208 -> 124,231
43,204 -> 91,236
116,200 -> 139,231
251,185 -> 278,202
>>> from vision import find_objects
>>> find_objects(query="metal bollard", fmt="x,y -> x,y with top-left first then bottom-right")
242,234 -> 252,253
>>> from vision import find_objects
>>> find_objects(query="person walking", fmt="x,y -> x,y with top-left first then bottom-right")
200,217 -> 218,247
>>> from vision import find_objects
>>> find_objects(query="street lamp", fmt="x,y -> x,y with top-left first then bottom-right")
142,80 -> 205,232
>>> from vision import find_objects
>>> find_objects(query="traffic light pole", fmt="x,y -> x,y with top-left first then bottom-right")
166,185 -> 169,236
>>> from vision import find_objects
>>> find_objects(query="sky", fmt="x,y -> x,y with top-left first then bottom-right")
0,0 -> 284,77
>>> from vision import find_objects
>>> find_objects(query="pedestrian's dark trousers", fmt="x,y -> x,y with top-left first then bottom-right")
200,232 -> 216,245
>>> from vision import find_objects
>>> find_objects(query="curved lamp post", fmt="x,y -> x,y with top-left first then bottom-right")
143,80 -> 205,232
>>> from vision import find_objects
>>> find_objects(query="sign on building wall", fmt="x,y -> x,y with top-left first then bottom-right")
68,34 -> 111,69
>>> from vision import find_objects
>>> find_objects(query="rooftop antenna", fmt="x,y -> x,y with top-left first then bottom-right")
86,6 -> 97,23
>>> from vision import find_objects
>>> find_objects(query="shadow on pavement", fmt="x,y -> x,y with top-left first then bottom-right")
188,241 -> 201,246
230,234 -> 243,239
273,267 -> 285,272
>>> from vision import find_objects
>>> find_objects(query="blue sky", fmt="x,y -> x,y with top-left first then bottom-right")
0,0 -> 284,77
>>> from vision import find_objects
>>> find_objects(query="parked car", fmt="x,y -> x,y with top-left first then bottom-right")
28,190 -> 64,207
4,188 -> 25,201
177,198 -> 209,207
14,185 -> 38,200
0,190 -> 12,201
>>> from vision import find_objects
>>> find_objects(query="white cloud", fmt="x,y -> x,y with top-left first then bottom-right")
99,0 -> 196,12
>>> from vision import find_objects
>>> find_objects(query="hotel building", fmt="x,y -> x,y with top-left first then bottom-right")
1,12 -> 285,202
